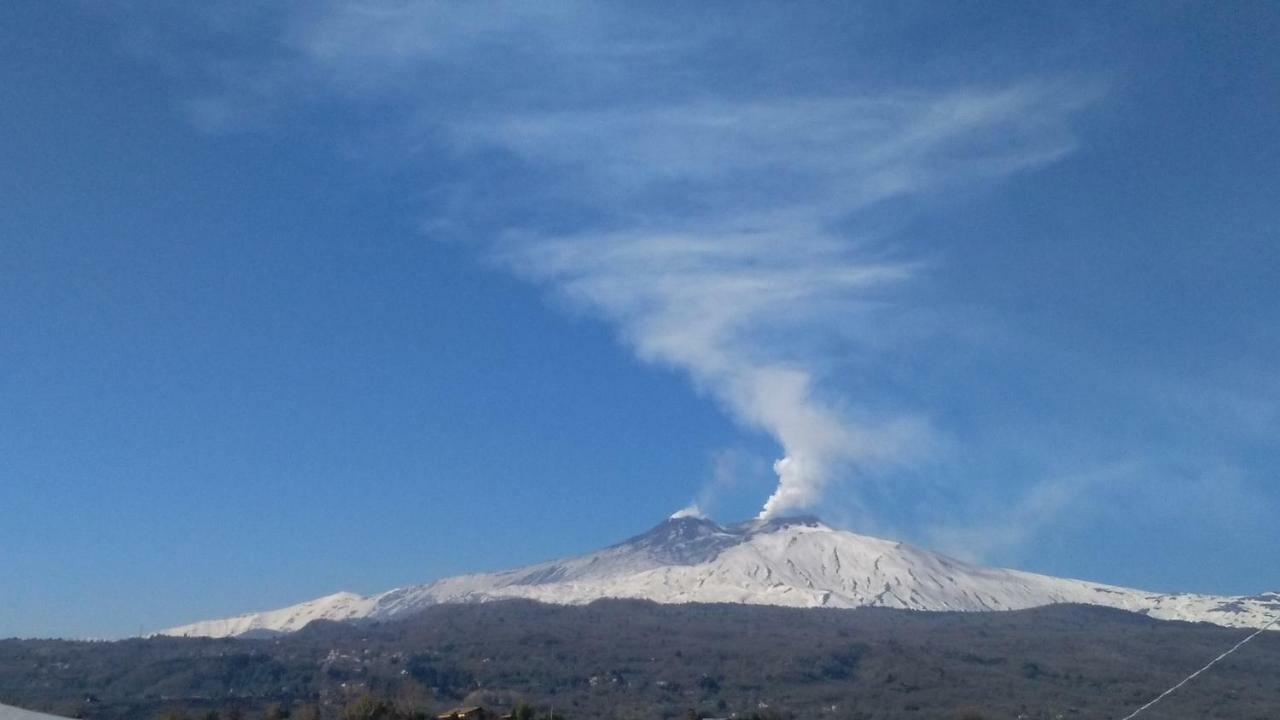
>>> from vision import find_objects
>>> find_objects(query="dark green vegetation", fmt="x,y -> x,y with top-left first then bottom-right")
2,601 -> 1278,720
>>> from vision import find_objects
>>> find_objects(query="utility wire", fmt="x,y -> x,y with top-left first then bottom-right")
1118,613 -> 1280,720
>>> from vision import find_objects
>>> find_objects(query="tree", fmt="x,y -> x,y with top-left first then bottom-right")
394,678 -> 433,719
343,693 -> 395,720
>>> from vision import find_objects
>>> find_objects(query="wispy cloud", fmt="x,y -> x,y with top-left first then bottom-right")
450,89 -> 1087,217
923,458 -> 1272,588
924,463 -> 1137,564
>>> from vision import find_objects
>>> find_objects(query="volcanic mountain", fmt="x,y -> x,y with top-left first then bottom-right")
161,515 -> 1278,638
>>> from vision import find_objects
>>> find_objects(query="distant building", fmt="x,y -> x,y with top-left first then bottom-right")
437,707 -> 502,720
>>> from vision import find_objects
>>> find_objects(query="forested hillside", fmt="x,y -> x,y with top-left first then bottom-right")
3,601 -> 1278,720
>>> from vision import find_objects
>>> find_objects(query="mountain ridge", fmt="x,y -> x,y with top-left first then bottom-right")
160,515 -> 1279,638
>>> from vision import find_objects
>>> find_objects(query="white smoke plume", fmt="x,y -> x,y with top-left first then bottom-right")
474,92 -> 1088,517
164,5 -> 1094,517
500,227 -> 922,517
670,505 -> 707,520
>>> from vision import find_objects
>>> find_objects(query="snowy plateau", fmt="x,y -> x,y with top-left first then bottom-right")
161,516 -> 1279,638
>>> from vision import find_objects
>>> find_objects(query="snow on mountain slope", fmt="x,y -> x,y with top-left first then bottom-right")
0,703 -> 70,720
160,516 -> 1279,638
158,591 -> 381,639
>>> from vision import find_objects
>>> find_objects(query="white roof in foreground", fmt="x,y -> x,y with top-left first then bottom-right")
0,704 -> 68,720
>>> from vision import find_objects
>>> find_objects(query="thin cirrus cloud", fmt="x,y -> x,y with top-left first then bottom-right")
173,3 -> 1100,518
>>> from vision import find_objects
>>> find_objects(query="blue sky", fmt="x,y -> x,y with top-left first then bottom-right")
2,2 -> 1278,638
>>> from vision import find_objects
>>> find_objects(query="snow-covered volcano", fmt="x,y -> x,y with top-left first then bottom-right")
160,515 -> 1279,638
